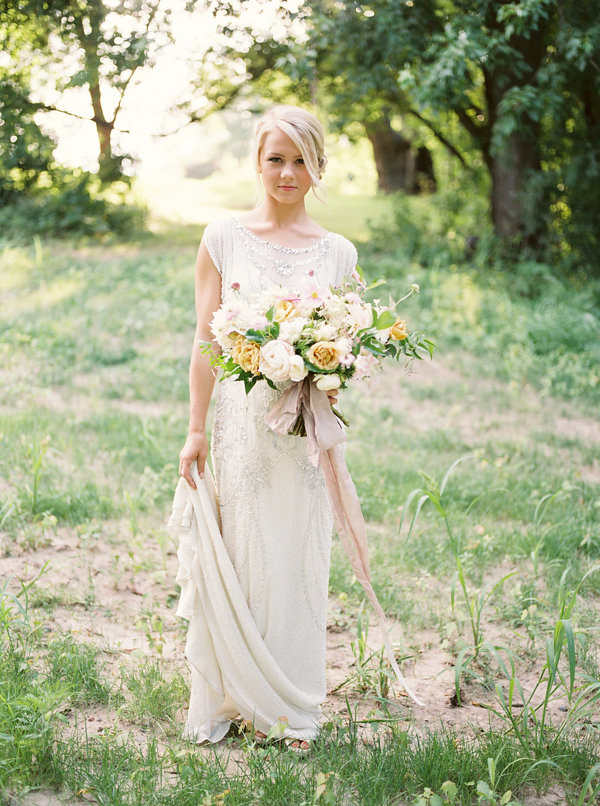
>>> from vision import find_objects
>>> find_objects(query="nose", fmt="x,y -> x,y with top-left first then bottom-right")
280,162 -> 295,180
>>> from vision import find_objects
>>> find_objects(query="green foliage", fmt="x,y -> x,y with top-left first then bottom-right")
0,171 -> 147,240
0,580 -> 65,792
121,658 -> 188,724
0,78 -> 56,205
361,202 -> 600,405
46,635 -> 116,706
0,22 -> 146,240
2,0 -> 192,182
1,218 -> 600,804
209,0 -> 600,271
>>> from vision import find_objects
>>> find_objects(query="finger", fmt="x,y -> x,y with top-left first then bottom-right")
196,457 -> 205,479
183,471 -> 196,489
180,458 -> 197,489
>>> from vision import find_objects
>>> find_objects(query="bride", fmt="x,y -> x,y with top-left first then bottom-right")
169,105 -> 359,752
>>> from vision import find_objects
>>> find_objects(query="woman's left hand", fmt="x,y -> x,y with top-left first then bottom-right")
326,390 -> 338,407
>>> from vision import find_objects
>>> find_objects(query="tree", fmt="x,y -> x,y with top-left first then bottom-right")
0,5 -> 57,202
1,0 -> 198,182
196,0 -> 438,194
295,0 -> 600,261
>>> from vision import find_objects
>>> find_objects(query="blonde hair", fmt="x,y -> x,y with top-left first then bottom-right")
252,105 -> 327,198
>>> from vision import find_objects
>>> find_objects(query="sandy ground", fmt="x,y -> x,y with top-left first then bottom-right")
2,356 -> 599,805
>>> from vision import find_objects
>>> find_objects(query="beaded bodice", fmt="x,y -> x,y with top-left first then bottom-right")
203,216 -> 358,301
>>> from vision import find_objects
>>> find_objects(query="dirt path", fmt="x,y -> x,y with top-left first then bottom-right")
4,354 -> 596,756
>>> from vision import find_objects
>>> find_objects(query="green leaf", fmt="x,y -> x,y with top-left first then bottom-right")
441,781 -> 458,802
375,309 -> 396,328
245,329 -> 265,344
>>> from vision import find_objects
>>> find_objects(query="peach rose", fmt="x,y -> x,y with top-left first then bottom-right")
232,337 -> 261,375
306,341 -> 342,371
274,299 -> 301,322
390,318 -> 408,341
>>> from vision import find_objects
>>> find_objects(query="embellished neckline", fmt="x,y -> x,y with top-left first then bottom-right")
233,218 -> 331,253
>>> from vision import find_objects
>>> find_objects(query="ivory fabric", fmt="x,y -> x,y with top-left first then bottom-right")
266,378 -> 425,706
168,218 -> 358,742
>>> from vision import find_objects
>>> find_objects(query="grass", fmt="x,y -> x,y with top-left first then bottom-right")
0,184 -> 599,803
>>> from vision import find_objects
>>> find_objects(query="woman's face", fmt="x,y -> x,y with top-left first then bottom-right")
258,127 -> 313,204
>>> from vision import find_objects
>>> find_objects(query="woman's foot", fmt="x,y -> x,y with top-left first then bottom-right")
236,719 -> 268,744
283,737 -> 310,754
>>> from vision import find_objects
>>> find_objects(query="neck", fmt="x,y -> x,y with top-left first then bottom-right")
253,196 -> 310,229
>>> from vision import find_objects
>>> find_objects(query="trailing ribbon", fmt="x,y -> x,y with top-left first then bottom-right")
265,377 -> 424,706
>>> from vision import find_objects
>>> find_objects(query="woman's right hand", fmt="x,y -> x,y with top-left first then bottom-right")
179,430 -> 209,489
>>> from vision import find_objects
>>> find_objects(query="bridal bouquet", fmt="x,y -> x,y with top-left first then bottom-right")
206,274 -> 433,433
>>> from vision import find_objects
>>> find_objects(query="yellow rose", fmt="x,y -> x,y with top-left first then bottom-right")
274,300 -> 300,322
232,337 -> 261,375
390,318 -> 408,341
306,341 -> 341,371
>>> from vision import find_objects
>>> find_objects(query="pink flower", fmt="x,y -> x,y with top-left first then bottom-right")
302,281 -> 329,309
353,351 -> 380,381
231,282 -> 240,291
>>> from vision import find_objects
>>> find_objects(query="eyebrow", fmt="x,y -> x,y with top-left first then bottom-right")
266,151 -> 303,158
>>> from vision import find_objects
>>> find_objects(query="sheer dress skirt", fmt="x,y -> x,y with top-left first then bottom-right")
169,379 -> 333,742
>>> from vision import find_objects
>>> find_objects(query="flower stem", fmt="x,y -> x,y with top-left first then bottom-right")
332,407 -> 350,427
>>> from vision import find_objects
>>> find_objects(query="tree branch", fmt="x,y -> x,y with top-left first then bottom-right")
35,102 -> 131,133
111,0 -> 163,125
455,105 -> 486,143
35,100 -> 211,138
407,108 -> 469,167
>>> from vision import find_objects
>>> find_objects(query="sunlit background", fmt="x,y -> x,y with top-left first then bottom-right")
31,0 -> 379,228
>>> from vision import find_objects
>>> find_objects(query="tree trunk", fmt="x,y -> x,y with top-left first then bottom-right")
482,15 -> 547,247
75,10 -> 119,182
88,80 -> 115,179
490,130 -> 540,244
365,117 -> 435,194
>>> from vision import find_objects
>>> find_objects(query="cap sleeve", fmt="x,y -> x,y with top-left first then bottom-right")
332,234 -> 359,285
202,220 -> 224,276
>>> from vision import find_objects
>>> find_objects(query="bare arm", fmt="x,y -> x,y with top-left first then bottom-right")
178,239 -> 222,489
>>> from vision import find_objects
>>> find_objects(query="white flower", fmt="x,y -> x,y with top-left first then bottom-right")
238,301 -> 269,332
374,328 -> 390,343
336,337 -> 353,355
314,373 -> 342,391
279,316 -> 308,344
289,355 -> 308,382
259,339 -> 295,382
210,303 -> 241,349
347,301 -> 372,332
313,323 -> 338,341
322,296 -> 347,325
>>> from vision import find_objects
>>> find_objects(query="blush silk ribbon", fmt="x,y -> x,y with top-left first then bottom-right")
265,377 -> 424,706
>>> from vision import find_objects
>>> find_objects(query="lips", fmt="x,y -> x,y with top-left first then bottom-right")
279,185 -> 297,189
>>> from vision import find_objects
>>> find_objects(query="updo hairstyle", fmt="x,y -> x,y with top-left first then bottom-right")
252,105 -> 327,196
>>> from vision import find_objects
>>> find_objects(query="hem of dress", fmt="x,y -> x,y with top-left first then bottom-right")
167,467 -> 326,746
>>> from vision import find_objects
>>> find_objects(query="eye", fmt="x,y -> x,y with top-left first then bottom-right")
296,158 -> 305,165
268,157 -> 282,163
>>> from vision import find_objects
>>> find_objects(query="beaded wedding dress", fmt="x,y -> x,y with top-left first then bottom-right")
168,217 -> 358,742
